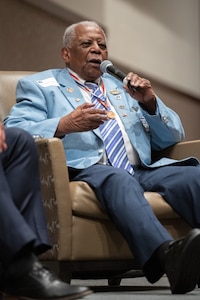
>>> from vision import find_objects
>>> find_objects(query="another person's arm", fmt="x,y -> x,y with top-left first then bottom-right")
0,122 -> 7,153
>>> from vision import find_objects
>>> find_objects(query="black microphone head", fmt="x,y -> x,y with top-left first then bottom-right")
100,60 -> 113,73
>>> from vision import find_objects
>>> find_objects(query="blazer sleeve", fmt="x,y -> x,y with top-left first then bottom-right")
4,77 -> 61,138
140,96 -> 185,150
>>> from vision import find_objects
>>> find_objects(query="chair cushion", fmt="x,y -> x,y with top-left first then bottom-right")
70,181 -> 180,221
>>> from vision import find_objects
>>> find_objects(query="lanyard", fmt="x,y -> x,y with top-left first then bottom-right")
69,72 -> 109,109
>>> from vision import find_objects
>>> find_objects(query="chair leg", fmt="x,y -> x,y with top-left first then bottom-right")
108,269 -> 144,286
108,278 -> 121,286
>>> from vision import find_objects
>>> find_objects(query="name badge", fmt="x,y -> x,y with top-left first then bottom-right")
37,77 -> 59,87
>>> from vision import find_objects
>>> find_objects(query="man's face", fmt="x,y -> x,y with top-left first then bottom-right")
61,24 -> 108,82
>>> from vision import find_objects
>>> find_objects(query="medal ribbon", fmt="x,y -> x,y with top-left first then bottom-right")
69,72 -> 109,108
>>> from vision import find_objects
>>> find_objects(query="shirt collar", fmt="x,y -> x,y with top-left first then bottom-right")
67,68 -> 101,86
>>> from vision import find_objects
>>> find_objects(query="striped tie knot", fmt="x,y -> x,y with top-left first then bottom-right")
85,82 -> 106,102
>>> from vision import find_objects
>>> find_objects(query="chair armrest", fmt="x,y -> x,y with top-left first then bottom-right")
36,138 -> 72,260
161,140 -> 200,160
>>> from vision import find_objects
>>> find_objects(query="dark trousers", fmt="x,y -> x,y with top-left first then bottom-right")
69,162 -> 200,282
0,128 -> 51,265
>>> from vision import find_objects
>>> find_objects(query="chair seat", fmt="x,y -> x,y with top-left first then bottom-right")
70,181 -> 180,221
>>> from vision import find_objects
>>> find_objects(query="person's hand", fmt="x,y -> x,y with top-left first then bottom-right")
56,103 -> 109,136
124,72 -> 156,114
0,122 -> 7,153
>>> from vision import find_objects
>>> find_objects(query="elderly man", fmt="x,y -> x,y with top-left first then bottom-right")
4,21 -> 200,294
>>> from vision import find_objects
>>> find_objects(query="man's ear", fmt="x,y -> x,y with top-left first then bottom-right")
61,47 -> 70,64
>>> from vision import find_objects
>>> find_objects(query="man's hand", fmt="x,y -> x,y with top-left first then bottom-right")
55,103 -> 109,136
0,122 -> 7,153
124,72 -> 156,114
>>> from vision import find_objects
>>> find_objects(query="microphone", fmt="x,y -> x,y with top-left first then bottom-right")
100,60 -> 137,92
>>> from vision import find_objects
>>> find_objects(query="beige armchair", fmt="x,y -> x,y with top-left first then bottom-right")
1,71 -> 199,285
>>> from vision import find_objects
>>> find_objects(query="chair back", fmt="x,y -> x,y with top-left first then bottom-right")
0,71 -> 34,120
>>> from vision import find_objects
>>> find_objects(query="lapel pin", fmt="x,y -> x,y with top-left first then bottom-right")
67,87 -> 74,93
110,89 -> 121,95
132,106 -> 139,112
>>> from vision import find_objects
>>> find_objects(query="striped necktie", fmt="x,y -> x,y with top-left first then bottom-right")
85,82 -> 134,175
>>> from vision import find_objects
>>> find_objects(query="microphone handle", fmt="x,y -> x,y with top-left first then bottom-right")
107,65 -> 138,92
123,78 -> 137,92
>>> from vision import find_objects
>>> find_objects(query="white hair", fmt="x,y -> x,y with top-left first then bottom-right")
63,21 -> 106,48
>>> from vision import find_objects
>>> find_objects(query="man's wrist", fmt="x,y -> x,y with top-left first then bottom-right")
139,97 -> 156,115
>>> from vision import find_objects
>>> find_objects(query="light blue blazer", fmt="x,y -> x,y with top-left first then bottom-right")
4,68 -> 198,169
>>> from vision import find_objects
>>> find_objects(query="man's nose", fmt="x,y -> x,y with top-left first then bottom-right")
91,42 -> 101,52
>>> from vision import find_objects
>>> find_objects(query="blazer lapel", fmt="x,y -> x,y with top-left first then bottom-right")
57,69 -> 102,138
57,69 -> 86,109
102,78 -> 133,126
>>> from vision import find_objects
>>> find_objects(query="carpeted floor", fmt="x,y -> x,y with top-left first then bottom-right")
1,276 -> 199,299
72,275 -> 200,299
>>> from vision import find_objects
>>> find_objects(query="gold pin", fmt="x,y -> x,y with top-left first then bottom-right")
107,111 -> 116,119
67,87 -> 74,93
110,89 -> 121,95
